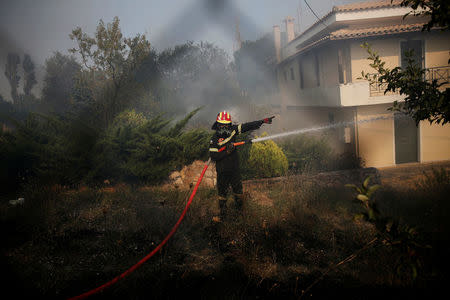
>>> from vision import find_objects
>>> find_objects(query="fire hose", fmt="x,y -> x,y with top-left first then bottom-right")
69,158 -> 213,299
68,141 -> 252,299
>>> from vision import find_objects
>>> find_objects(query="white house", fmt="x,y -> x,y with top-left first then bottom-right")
274,0 -> 450,167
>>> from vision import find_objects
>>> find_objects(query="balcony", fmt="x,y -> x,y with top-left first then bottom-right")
425,66 -> 450,87
368,66 -> 450,97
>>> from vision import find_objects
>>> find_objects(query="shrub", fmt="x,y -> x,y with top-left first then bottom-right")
88,108 -> 211,184
280,134 -> 333,172
244,132 -> 288,179
0,113 -> 98,193
280,134 -> 364,173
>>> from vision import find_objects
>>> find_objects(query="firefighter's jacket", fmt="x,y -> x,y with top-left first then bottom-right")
209,120 -> 263,173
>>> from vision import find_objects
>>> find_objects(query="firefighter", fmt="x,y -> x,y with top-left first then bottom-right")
209,111 -> 274,221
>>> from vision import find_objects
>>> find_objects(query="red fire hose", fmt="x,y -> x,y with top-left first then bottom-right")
68,158 -> 211,300
217,141 -> 247,153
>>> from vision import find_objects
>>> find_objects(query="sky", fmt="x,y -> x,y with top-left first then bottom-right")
0,0 -> 363,100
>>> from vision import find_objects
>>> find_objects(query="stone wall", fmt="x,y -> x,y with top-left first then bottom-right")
168,160 -> 216,189
166,160 -> 450,191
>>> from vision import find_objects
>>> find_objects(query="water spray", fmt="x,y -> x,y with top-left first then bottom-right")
218,115 -> 394,152
70,114 -> 397,299
253,115 -> 393,143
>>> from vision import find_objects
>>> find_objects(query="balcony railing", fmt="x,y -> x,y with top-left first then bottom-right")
369,65 -> 450,97
425,66 -> 450,84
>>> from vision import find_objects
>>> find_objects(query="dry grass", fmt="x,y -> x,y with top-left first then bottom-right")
1,171 -> 448,299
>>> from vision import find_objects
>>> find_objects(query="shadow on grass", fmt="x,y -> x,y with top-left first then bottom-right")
1,169 -> 449,299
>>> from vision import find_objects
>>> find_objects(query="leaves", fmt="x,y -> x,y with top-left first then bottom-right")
246,134 -> 288,178
356,194 -> 369,202
366,184 -> 381,197
4,53 -> 21,102
399,0 -> 450,32
361,42 -> 450,125
69,17 -> 152,128
93,108 -> 209,183
346,174 -> 431,282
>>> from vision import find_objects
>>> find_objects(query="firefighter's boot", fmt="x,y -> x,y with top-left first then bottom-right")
234,193 -> 245,211
219,198 -> 228,218
213,196 -> 228,222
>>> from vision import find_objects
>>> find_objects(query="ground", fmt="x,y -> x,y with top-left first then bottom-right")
1,161 -> 449,299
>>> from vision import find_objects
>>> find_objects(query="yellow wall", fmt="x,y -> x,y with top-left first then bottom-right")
350,38 -> 400,83
420,122 -> 450,162
283,107 -> 330,131
356,104 -> 394,167
320,45 -> 340,86
280,59 -> 300,105
350,32 -> 450,83
425,32 -> 450,68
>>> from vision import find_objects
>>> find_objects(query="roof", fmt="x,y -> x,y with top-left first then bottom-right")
286,23 -> 427,63
329,23 -> 425,39
332,0 -> 404,12
288,0 -> 407,47
280,0 -> 426,63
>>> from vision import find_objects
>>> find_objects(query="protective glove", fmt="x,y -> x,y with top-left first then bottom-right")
226,142 -> 235,154
263,116 -> 275,124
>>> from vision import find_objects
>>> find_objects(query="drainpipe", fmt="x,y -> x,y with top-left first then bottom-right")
273,25 -> 281,63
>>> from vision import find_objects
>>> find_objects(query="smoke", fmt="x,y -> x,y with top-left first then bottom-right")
153,0 -> 261,54
252,115 -> 394,143
0,30 -> 44,102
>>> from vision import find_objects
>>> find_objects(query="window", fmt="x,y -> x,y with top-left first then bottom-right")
290,67 -> 295,80
328,112 -> 334,123
314,53 -> 320,86
283,70 -> 287,81
338,49 -> 344,84
299,53 -> 320,88
299,61 -> 304,89
400,40 -> 423,68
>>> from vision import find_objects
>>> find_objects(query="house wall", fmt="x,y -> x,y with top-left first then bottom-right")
320,45 -> 341,87
354,103 -> 450,167
356,104 -> 395,167
279,45 -> 341,108
350,32 -> 450,81
420,122 -> 450,162
278,59 -> 300,108
424,32 -> 450,68
284,107 -> 330,131
350,38 -> 400,83
280,105 -> 356,157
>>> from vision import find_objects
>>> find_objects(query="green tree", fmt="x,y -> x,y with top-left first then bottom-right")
233,33 -> 277,100
22,54 -> 37,96
90,108 -> 209,183
42,52 -> 81,113
0,93 -> 14,122
157,41 -> 239,115
361,42 -> 449,125
4,53 -> 21,103
399,0 -> 449,31
69,16 -> 152,127
361,1 -> 450,125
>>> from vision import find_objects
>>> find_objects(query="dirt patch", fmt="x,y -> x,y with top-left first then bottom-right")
243,160 -> 450,192
378,160 -> 450,189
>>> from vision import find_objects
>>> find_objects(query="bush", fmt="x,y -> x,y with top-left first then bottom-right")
0,107 -> 211,194
280,134 -> 363,173
243,132 -> 288,179
280,134 -> 332,172
0,113 -> 98,193
88,108 -> 211,184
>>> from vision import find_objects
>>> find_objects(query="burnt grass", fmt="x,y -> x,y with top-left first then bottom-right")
1,172 -> 449,300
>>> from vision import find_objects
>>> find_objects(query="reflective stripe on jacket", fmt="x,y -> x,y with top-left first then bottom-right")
210,120 -> 263,173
